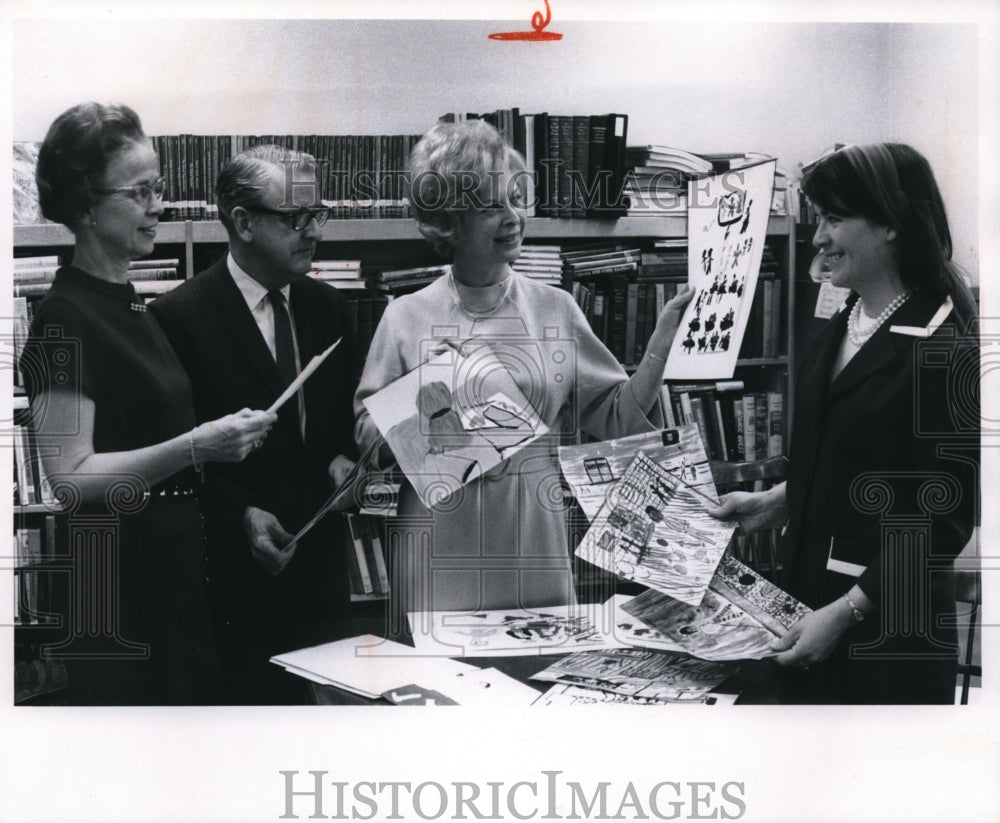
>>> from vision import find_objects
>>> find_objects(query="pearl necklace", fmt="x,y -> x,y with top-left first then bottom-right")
848,290 -> 911,346
448,268 -> 512,317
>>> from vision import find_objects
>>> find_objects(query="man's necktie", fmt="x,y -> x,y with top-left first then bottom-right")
267,289 -> 297,387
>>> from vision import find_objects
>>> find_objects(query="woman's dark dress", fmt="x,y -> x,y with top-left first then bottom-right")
22,266 -> 221,704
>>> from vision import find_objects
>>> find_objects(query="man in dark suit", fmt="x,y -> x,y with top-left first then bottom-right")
151,145 -> 359,704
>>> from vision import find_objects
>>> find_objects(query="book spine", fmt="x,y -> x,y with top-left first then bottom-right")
624,282 -> 639,367
346,514 -> 373,594
688,395 -> 714,459
556,115 -> 575,217
733,397 -> 745,463
767,392 -> 784,457
660,383 -> 677,429
770,279 -> 783,359
571,115 -> 590,217
754,392 -> 769,460
761,279 -> 774,360
741,394 -> 757,461
606,273 -> 629,362
361,516 -> 390,595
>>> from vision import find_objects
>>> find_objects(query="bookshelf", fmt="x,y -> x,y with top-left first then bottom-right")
13,213 -> 798,436
13,205 -> 798,636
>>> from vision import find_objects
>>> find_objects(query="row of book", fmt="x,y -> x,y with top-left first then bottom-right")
564,243 -> 784,365
12,408 -> 57,507
13,255 -> 182,297
14,124 -> 800,226
150,132 -> 421,221
442,108 -> 630,219
344,513 -> 389,600
662,381 -> 784,462
12,523 -> 57,628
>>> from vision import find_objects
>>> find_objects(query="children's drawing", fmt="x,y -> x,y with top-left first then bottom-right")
574,450 -> 735,605
665,159 -> 776,379
621,554 -> 811,661
363,345 -> 548,510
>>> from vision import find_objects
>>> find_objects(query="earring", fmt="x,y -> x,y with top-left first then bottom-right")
90,217 -> 97,226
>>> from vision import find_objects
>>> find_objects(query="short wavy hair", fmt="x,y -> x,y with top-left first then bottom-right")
406,119 -> 527,255
35,102 -> 147,230
216,144 -> 317,234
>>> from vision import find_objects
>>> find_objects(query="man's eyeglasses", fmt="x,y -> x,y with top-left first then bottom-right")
94,177 -> 167,205
246,205 -> 331,232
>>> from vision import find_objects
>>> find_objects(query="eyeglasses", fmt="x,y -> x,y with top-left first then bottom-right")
94,177 -> 167,204
245,205 -> 331,232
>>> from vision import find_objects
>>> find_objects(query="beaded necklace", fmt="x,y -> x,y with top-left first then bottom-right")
848,290 -> 911,346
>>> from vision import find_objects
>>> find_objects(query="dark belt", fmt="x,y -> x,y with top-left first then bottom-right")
147,470 -> 200,502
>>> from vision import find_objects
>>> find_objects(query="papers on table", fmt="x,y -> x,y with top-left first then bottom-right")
407,601 -> 624,658
530,648 -> 736,701
532,683 -> 738,706
270,635 -> 538,706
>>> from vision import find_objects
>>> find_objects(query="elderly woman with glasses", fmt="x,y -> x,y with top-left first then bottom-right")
20,102 -> 275,704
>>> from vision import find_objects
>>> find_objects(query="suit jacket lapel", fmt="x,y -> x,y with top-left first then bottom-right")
209,260 -> 287,398
827,290 -> 938,403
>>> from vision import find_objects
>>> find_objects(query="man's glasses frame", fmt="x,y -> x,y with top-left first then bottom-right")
94,177 -> 167,205
245,205 -> 331,232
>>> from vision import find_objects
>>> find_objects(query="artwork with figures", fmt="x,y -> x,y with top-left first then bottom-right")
665,159 -> 777,379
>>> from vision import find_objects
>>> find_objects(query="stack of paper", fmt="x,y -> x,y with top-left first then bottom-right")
270,635 -> 538,705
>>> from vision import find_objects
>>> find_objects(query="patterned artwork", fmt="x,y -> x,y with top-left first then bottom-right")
407,603 -> 621,658
529,648 -> 736,701
575,450 -> 736,605
665,159 -> 776,379
363,345 -> 549,510
558,424 -> 718,522
621,554 -> 811,661
531,683 -> 737,706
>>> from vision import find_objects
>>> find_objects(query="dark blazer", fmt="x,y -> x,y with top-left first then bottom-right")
780,288 -> 978,703
150,257 -> 360,677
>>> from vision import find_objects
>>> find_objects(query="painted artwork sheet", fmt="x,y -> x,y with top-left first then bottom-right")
531,683 -> 738,706
665,159 -> 777,379
557,424 -> 718,521
363,344 -> 549,510
575,449 -> 737,605
529,648 -> 736,701
407,602 -> 623,658
622,555 -> 811,661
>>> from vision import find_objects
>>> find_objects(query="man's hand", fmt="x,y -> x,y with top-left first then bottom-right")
327,454 -> 356,488
243,506 -> 295,575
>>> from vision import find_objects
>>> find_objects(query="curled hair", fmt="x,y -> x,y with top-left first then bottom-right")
802,143 -> 977,328
216,144 -> 317,233
406,119 -> 526,254
35,102 -> 146,229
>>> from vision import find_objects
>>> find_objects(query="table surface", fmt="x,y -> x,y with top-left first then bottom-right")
302,615 -> 793,706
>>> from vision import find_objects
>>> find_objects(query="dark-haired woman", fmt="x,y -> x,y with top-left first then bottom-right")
709,143 -> 979,703
21,102 -> 275,704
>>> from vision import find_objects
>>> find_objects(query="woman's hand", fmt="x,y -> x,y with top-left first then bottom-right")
644,286 -> 693,362
770,598 -> 856,668
193,408 -> 277,464
705,483 -> 788,535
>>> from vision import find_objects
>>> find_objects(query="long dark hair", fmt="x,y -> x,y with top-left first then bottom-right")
802,143 -> 977,330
